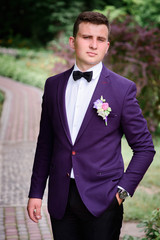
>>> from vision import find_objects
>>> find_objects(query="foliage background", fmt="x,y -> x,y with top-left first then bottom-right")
1,0 -> 160,46
1,0 -> 159,134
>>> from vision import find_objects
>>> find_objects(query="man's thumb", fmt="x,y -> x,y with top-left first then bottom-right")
35,205 -> 42,220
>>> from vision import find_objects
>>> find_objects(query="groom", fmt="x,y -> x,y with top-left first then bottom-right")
27,11 -> 155,240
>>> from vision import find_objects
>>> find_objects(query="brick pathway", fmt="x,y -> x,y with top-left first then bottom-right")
0,206 -> 52,240
0,76 -> 42,142
0,76 -> 144,239
0,76 -> 52,240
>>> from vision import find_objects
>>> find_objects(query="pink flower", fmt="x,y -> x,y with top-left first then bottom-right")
93,96 -> 112,126
102,103 -> 109,110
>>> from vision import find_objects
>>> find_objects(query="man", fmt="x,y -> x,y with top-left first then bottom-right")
27,11 -> 155,240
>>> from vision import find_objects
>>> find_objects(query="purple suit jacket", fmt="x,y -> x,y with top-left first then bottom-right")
29,65 -> 155,219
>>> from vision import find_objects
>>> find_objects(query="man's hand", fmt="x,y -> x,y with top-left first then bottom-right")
116,192 -> 123,206
27,198 -> 42,223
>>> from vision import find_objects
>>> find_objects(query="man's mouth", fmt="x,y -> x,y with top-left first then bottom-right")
87,52 -> 97,57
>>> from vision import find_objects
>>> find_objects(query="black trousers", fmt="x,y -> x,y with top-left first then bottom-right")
50,179 -> 123,240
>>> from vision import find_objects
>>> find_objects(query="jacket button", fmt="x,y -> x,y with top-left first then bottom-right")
72,151 -> 76,155
67,173 -> 70,177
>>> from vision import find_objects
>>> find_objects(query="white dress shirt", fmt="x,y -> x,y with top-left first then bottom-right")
65,62 -> 103,178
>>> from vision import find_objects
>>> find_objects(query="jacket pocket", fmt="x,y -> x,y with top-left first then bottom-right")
108,113 -> 118,118
97,169 -> 122,178
97,168 -> 123,183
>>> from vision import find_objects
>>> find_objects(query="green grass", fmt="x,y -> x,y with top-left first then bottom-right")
122,137 -> 160,221
124,190 -> 160,221
0,90 -> 5,116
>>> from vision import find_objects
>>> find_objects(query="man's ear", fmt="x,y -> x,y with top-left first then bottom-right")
69,36 -> 75,50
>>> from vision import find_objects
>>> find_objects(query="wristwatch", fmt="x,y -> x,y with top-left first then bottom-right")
118,188 -> 129,200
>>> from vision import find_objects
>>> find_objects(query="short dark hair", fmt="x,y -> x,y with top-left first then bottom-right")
73,11 -> 110,38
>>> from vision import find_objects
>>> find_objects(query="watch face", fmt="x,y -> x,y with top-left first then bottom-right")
119,190 -> 128,199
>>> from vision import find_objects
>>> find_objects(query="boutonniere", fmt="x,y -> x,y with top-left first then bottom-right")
93,96 -> 112,126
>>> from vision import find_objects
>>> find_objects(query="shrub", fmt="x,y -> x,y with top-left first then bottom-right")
123,209 -> 160,240
98,1 -> 160,29
139,208 -> 160,240
0,90 -> 5,116
104,17 -> 160,134
0,54 -> 47,89
48,40 -> 75,75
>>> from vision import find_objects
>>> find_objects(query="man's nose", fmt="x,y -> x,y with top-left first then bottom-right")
89,39 -> 97,49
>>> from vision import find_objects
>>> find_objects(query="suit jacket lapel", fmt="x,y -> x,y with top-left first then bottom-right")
57,67 -> 73,144
74,65 -> 110,144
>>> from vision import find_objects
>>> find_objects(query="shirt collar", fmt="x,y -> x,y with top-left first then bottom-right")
73,62 -> 102,80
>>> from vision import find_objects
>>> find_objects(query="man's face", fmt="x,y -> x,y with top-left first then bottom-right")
69,22 -> 110,71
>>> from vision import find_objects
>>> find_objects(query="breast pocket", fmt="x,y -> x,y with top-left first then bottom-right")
108,113 -> 118,118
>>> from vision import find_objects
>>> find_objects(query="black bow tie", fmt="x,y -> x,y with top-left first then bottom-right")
73,71 -> 93,82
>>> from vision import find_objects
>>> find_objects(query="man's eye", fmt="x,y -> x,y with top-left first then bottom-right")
98,38 -> 105,42
83,36 -> 90,39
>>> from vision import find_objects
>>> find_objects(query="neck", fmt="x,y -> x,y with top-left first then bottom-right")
76,62 -> 101,72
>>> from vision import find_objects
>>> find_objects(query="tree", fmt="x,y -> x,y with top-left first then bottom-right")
0,0 -> 129,47
123,0 -> 160,28
98,0 -> 160,29
0,0 -> 84,46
